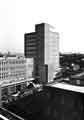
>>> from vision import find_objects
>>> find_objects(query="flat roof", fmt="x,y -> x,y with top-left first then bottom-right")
47,82 -> 84,94
1,78 -> 34,87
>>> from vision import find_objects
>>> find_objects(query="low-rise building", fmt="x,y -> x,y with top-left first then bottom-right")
0,55 -> 34,97
0,55 -> 26,82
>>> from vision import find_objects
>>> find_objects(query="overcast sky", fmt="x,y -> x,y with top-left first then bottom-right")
0,0 -> 84,53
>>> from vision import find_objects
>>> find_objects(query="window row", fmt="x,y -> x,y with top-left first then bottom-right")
0,68 -> 8,71
0,66 -> 26,71
0,74 -> 8,79
0,60 -> 26,65
9,60 -> 26,64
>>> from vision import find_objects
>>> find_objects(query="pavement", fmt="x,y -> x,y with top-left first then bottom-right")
0,107 -> 24,120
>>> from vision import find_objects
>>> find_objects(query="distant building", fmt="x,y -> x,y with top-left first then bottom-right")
24,23 -> 59,84
0,56 -> 26,81
0,55 -> 34,95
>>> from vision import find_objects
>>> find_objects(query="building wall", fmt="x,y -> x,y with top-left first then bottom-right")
35,23 -> 45,65
0,56 -> 26,83
0,56 -> 35,96
24,32 -> 38,79
45,24 -> 59,82
24,23 -> 59,84
38,64 -> 48,84
35,23 -> 46,82
26,58 -> 34,79
24,32 -> 37,58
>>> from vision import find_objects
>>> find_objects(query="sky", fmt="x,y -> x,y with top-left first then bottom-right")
0,0 -> 84,53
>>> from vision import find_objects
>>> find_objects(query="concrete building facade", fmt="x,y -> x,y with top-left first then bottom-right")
24,23 -> 59,84
0,56 -> 26,82
0,55 -> 34,96
44,24 -> 59,82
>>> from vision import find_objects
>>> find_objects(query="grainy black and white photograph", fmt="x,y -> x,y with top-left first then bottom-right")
0,0 -> 84,120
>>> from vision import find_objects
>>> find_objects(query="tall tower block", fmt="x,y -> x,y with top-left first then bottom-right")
24,23 -> 59,83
